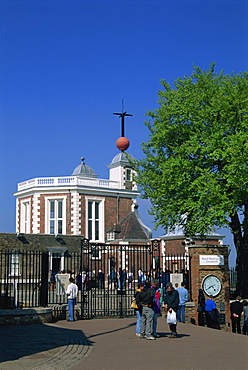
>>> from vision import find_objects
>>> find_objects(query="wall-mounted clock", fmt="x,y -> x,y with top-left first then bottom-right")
202,274 -> 222,297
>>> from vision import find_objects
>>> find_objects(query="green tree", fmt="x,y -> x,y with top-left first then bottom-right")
136,64 -> 248,297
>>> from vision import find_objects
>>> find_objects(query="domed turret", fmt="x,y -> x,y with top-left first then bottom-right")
109,152 -> 136,167
107,152 -> 137,190
72,157 -> 98,178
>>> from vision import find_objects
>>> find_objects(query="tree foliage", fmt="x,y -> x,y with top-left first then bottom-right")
136,64 -> 248,296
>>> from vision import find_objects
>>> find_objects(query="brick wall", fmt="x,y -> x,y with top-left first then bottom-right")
188,245 -> 230,330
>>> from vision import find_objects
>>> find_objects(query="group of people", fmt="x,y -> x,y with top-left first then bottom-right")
198,290 -> 248,334
197,290 -> 220,329
134,280 -> 188,339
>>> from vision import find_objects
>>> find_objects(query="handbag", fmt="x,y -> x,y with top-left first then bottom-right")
130,298 -> 138,309
167,309 -> 177,324
197,305 -> 204,313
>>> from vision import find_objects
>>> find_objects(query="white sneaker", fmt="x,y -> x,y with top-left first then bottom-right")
145,336 -> 156,340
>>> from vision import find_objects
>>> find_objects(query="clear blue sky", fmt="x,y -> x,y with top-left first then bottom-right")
0,0 -> 247,267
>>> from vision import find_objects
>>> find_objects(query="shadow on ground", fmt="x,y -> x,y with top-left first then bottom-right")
0,323 -> 92,364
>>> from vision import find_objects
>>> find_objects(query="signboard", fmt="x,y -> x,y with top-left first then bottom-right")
56,273 -> 70,295
170,273 -> 183,289
199,255 -> 224,266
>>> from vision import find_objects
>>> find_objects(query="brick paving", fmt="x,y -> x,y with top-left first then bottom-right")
0,323 -> 93,370
0,317 -> 247,370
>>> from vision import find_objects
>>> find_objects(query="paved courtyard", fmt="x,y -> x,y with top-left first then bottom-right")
0,317 -> 247,370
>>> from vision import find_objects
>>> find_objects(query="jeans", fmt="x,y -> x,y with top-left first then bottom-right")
136,310 -> 142,334
140,306 -> 154,337
177,305 -> 185,322
153,312 -> 159,334
68,298 -> 76,321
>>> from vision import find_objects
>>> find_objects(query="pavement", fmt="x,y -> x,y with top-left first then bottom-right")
0,316 -> 247,370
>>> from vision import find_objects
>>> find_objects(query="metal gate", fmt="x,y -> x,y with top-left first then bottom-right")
79,239 -> 190,318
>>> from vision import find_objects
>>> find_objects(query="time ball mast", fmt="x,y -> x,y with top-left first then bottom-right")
113,110 -> 133,152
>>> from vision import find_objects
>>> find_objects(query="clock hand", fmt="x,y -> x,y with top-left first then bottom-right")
206,285 -> 214,290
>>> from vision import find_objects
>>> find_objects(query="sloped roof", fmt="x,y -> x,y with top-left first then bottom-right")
116,205 -> 152,241
0,233 -> 84,252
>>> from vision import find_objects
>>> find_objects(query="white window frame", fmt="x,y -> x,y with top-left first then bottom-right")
20,199 -> 31,233
85,196 -> 105,242
9,252 -> 20,276
45,196 -> 66,235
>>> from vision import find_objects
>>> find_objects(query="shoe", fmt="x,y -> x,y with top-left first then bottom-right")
136,333 -> 140,337
152,333 -> 160,338
140,335 -> 145,339
145,336 -> 156,340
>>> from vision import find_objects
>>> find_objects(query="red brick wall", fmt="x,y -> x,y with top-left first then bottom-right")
164,237 -> 222,255
188,245 -> 230,330
18,191 -> 133,237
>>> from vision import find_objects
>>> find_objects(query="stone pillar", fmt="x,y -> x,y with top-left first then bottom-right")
188,244 -> 230,331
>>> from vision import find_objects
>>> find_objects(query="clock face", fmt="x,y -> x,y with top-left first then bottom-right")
202,275 -> 222,297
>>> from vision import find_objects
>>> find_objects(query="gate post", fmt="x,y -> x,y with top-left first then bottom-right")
80,238 -> 90,318
188,244 -> 230,330
40,251 -> 49,307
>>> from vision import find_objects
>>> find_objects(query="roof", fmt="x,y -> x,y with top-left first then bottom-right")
114,204 -> 152,241
0,233 -> 84,252
107,152 -> 136,168
161,225 -> 224,240
72,157 -> 98,178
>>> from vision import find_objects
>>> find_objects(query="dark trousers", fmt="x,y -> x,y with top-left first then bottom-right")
231,317 -> 241,334
198,312 -> 205,326
206,311 -> 220,330
243,321 -> 248,335
169,323 -> 177,336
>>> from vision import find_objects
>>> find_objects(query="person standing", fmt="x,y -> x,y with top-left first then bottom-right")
176,282 -> 188,323
136,282 -> 156,340
66,277 -> 78,322
242,300 -> 248,335
230,296 -> 243,334
197,289 -> 205,326
151,279 -> 163,338
164,282 -> 179,338
128,270 -> 133,289
134,283 -> 144,336
205,296 -> 220,329
98,270 -> 104,289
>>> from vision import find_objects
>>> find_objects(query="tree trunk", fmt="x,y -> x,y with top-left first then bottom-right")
229,211 -> 248,298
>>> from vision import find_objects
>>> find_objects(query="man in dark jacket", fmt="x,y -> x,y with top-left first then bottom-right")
230,296 -> 243,334
164,282 -> 179,338
136,283 -> 156,340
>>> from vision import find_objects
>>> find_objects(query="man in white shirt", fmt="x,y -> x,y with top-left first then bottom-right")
66,278 -> 78,321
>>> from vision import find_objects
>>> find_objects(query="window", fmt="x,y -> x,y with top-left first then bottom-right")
126,168 -> 132,181
20,200 -> 30,233
88,201 -> 99,240
86,197 -> 104,241
46,198 -> 66,235
9,253 -> 20,276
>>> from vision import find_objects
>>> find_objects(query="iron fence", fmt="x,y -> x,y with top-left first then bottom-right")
229,267 -> 237,299
0,242 -> 191,318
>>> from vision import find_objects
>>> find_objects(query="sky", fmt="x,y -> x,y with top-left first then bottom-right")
0,0 -> 247,267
